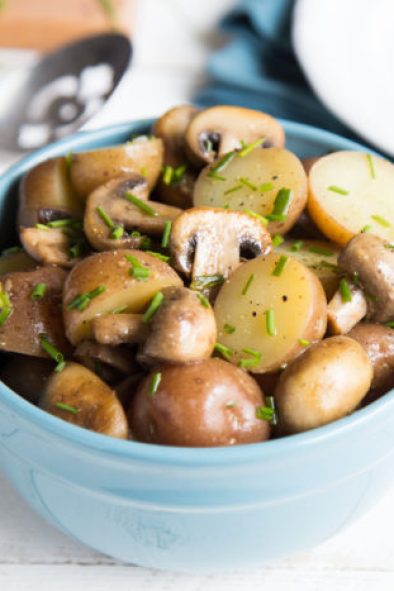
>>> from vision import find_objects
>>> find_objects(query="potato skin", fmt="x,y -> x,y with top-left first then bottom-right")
275,336 -> 373,434
129,358 -> 270,447
40,362 -> 128,439
348,323 -> 394,392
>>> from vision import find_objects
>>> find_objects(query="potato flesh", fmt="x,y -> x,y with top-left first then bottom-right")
308,151 -> 394,245
63,249 -> 183,345
193,148 -> 307,234
214,253 -> 327,372
274,239 -> 340,299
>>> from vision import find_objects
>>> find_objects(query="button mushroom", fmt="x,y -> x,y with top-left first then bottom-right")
348,323 -> 394,392
128,358 -> 271,447
327,233 -> 394,334
74,340 -> 137,376
40,362 -> 128,439
20,225 -> 86,268
91,286 -> 217,366
170,207 -> 272,283
84,173 -> 182,251
153,105 -> 198,208
185,105 -> 285,167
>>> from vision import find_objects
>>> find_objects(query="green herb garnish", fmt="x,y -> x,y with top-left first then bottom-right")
291,240 -> 304,252
272,234 -> 284,247
386,321 -> 394,329
238,137 -> 265,157
190,274 -> 225,290
224,184 -> 242,195
245,209 -> 268,226
259,182 -> 274,192
67,285 -> 106,311
31,283 -> 47,300
196,293 -> 210,308
162,165 -> 174,185
223,323 -> 236,334
241,273 -> 255,295
125,191 -> 158,216
308,245 -> 334,256
0,284 -> 11,327
256,396 -> 277,425
39,334 -> 65,372
47,218 -> 82,229
214,342 -> 233,360
361,225 -> 372,233
384,243 -> 394,250
272,256 -> 288,277
299,338 -> 310,347
238,348 -> 262,369
371,214 -> 391,228
271,188 -> 291,217
125,255 -> 150,281
328,185 -> 349,195
161,220 -> 172,248
265,309 -> 276,336
339,278 -> 352,303
143,291 -> 164,323
239,177 -> 257,191
145,251 -> 170,262
366,154 -> 375,179
149,372 -> 162,397
210,151 -> 235,173
55,402 -> 78,415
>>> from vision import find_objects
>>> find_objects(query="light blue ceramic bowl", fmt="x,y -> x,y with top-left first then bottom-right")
0,119 -> 393,573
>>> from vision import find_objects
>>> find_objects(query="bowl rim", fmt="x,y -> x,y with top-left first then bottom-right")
0,117 -> 393,466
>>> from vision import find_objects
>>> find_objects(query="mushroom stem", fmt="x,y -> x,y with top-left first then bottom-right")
327,285 -> 368,335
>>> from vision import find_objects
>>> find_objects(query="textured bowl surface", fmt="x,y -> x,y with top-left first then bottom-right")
0,119 -> 393,573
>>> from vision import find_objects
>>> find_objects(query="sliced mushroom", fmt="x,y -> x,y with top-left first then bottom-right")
153,105 -> 198,208
40,362 -> 129,439
338,233 -> 394,323
74,340 -> 136,375
91,286 -> 217,366
0,266 -> 71,358
185,105 -> 285,167
170,207 -> 272,281
84,174 -> 182,251
20,226 -> 85,268
327,284 -> 368,335
18,156 -> 82,228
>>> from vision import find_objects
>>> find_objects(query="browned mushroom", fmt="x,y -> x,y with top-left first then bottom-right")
170,207 -> 272,282
185,105 -> 285,167
153,105 -> 198,208
92,313 -> 148,346
84,174 -> 181,251
348,323 -> 394,392
20,225 -> 86,268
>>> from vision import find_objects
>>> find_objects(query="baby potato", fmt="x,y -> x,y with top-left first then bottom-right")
18,157 -> 82,227
274,239 -> 340,299
70,137 -> 163,198
308,151 -> 394,245
40,362 -> 128,439
193,147 -> 307,235
214,252 -> 327,373
63,249 -> 182,345
275,336 -> 373,434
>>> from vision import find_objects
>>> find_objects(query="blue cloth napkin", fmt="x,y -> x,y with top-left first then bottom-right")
194,0 -> 356,139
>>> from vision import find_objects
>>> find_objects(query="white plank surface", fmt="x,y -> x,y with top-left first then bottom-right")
1,0 -> 394,589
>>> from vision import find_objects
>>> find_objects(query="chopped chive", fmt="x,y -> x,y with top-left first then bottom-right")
384,243 -> 394,250
318,260 -> 340,271
291,240 -> 304,252
265,309 -> 276,336
67,285 -> 106,311
308,245 -> 334,256
31,283 -> 47,300
190,274 -> 225,290
328,185 -> 349,195
207,171 -> 226,181
371,214 -> 391,228
299,338 -> 310,347
35,223 -> 49,230
241,273 -> 255,295
339,278 -> 352,303
97,206 -> 114,228
272,234 -> 284,247
65,151 -> 73,169
385,321 -> 394,329
366,154 -> 375,179
149,372 -> 162,397
272,256 -> 288,277
210,151 -> 235,173
1,246 -> 23,257
125,191 -> 158,216
140,166 -> 148,178
111,305 -> 128,314
47,218 -> 82,229
272,188 -> 291,217
239,348 -> 262,369
0,284 -> 12,327
55,402 -> 78,415
360,224 -> 372,233
223,203 -> 230,209
173,163 -> 188,183
161,220 -> 172,248
140,236 -> 152,250
214,342 -> 233,360
39,333 -> 65,372
259,182 -> 274,192
143,291 -> 164,323
351,271 -> 361,287
265,213 -> 287,222
238,137 -> 265,157
226,402 -> 236,409
125,255 -> 150,281
110,225 -> 124,239
162,165 -> 174,185
256,396 -> 277,425
239,177 -> 257,191
145,250 -> 170,262
197,293 -> 210,308
223,323 -> 236,334
245,209 -> 268,226
224,184 -> 242,195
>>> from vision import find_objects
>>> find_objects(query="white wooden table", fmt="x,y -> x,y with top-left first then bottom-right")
1,1 -> 394,588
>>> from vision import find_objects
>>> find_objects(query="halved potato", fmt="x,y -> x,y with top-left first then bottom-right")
18,157 -> 82,227
193,147 -> 307,235
274,239 -> 341,299
70,137 -> 163,198
214,252 -> 327,373
308,151 -> 394,245
63,249 -> 183,345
